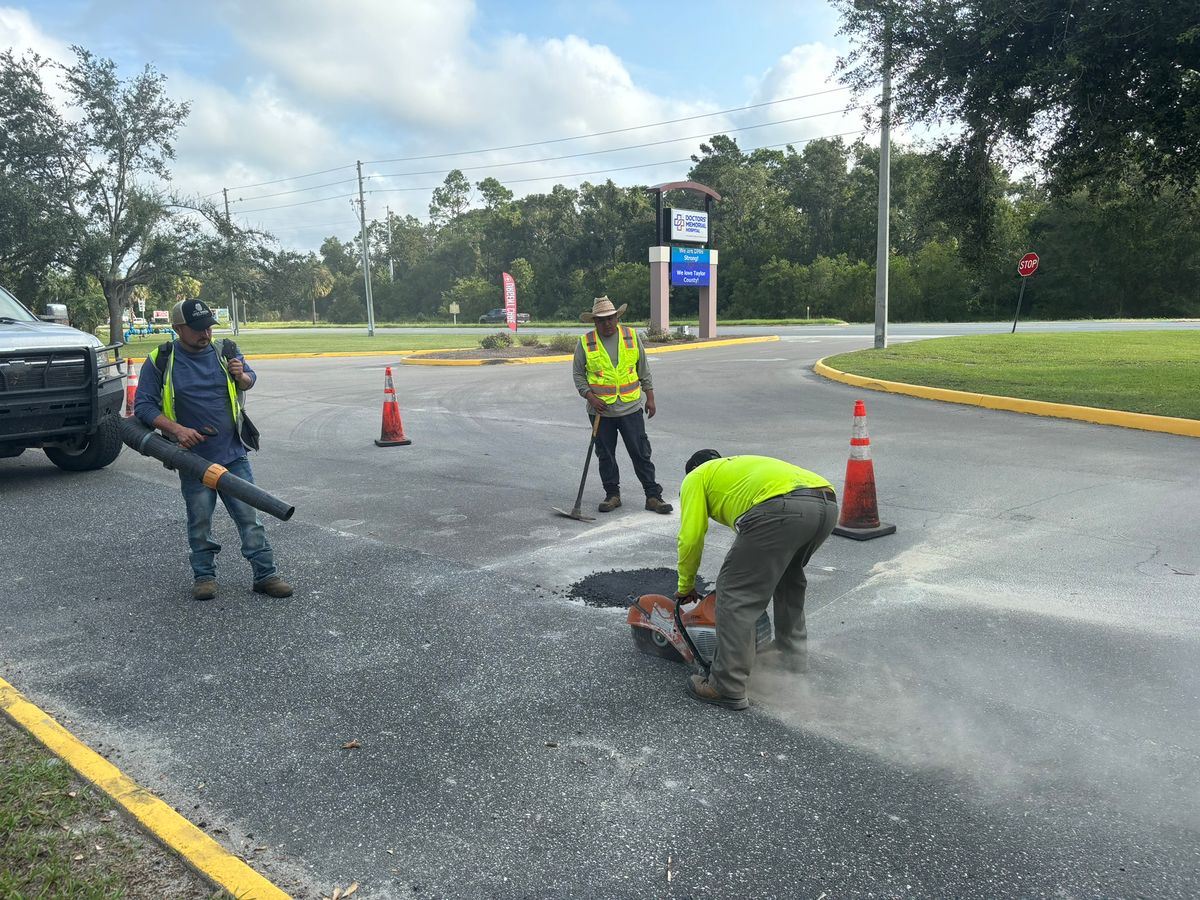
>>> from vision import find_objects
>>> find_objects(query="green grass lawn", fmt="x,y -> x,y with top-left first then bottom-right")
0,716 -> 227,898
118,332 -> 475,358
824,331 -> 1200,420
220,317 -> 844,329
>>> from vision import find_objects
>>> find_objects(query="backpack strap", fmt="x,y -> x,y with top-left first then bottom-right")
153,340 -> 174,375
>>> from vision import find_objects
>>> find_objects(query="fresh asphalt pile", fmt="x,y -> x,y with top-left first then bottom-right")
567,567 -> 708,607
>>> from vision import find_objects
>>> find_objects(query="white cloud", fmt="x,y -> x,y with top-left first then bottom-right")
0,6 -> 69,61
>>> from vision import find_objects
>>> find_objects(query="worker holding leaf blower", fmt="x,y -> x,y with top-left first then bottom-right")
675,451 -> 838,710
135,299 -> 293,602
572,296 -> 672,515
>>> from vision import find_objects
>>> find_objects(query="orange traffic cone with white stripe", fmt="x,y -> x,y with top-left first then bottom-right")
124,360 -> 138,417
374,366 -> 412,447
832,399 -> 895,540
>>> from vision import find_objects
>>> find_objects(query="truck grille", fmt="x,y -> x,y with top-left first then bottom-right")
0,352 -> 90,392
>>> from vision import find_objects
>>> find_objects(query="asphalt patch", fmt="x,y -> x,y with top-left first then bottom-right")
568,567 -> 709,608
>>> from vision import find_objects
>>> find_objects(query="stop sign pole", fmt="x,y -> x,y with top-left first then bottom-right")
1011,252 -> 1040,333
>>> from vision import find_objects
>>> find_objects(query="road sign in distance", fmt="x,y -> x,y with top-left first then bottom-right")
1018,252 -> 1040,277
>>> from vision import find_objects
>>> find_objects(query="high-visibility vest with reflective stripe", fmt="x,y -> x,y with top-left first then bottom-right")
582,326 -> 641,404
149,340 -> 243,431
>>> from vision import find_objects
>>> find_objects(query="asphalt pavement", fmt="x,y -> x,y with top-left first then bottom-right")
2,330 -> 1198,898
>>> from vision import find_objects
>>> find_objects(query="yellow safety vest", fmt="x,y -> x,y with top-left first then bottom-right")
148,340 -> 243,429
581,326 -> 641,404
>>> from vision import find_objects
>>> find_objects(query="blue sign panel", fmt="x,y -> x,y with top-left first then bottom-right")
671,248 -> 711,265
671,247 -> 711,286
672,264 -> 710,286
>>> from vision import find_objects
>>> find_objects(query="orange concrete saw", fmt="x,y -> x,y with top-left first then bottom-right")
626,592 -> 773,669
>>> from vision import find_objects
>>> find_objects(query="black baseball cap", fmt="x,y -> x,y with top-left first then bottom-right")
170,299 -> 217,330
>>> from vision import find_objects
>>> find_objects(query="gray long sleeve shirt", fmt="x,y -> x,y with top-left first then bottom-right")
572,328 -> 653,418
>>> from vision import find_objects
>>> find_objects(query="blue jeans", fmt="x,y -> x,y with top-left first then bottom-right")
179,456 -> 276,583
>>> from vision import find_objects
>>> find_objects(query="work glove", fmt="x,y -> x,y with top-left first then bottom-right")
674,588 -> 699,603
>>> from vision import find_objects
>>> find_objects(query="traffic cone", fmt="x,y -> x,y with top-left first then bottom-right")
832,399 -> 895,540
124,360 -> 138,417
374,366 -> 412,447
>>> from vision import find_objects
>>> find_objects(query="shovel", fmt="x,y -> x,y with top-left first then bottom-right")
552,414 -> 602,522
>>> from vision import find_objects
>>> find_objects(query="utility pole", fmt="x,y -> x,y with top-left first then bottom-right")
222,188 -> 240,335
386,206 -> 394,283
356,160 -> 376,336
856,0 -> 891,349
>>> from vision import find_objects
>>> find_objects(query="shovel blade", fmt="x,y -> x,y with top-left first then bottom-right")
551,506 -> 596,522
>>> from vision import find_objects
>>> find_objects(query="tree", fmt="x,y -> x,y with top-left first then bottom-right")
0,52 -> 74,298
836,1 -> 1200,196
429,169 -> 472,229
0,47 -> 198,344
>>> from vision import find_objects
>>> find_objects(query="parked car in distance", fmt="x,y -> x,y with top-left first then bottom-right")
478,308 -> 531,325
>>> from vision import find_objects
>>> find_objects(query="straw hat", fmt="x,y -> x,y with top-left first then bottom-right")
580,295 -> 628,322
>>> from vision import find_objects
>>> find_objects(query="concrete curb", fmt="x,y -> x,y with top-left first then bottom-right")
400,334 -> 781,366
814,359 -> 1200,438
0,676 -> 291,900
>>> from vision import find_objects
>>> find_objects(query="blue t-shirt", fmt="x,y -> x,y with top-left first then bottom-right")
135,341 -> 256,465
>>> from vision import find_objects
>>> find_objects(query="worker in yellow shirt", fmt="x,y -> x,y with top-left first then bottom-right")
675,450 -> 838,710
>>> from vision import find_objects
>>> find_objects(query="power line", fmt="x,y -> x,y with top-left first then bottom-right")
364,87 -> 850,164
219,88 -> 849,195
225,163 -> 360,193
231,127 -> 866,216
366,130 -> 868,195
232,104 -> 861,204
364,107 -> 862,182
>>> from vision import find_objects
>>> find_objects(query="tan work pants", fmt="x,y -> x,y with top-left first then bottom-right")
709,491 -> 838,699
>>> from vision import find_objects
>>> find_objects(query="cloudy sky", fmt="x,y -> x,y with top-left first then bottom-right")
2,1 -> 874,250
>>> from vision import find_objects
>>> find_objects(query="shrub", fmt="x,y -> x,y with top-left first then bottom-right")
642,326 -> 671,344
480,331 -> 514,349
547,332 -> 578,352
518,334 -> 542,347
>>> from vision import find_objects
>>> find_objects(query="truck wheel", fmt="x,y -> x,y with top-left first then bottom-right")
44,413 -> 123,471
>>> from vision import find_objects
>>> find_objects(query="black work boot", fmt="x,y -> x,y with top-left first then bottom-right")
645,496 -> 673,514
598,495 -> 622,513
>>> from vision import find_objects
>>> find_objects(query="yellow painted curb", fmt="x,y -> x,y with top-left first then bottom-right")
0,677 -> 291,900
400,334 -> 781,366
814,359 -> 1200,438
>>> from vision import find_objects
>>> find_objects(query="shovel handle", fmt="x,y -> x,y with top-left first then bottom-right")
570,415 -> 602,513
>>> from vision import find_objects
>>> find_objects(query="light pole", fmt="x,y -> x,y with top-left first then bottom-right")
856,0 -> 891,349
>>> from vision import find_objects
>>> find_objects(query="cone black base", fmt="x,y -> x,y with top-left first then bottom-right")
375,437 -> 412,447
833,522 -> 896,541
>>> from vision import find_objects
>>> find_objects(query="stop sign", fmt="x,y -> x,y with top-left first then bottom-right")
1018,252 -> 1040,277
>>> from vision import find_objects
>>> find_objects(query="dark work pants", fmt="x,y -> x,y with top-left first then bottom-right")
593,409 -> 663,500
710,491 -> 838,699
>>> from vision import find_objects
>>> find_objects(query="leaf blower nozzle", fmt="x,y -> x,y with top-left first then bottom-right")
119,417 -> 295,521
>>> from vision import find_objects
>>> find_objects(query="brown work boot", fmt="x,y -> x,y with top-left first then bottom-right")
645,496 -> 673,514
686,674 -> 749,710
253,576 -> 294,598
598,495 -> 622,513
192,579 -> 217,601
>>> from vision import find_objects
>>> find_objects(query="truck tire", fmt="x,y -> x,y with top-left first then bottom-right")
44,413 -> 123,471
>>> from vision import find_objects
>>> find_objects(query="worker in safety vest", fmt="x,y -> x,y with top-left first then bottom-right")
572,296 -> 672,514
675,451 -> 837,710
135,299 -> 293,602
